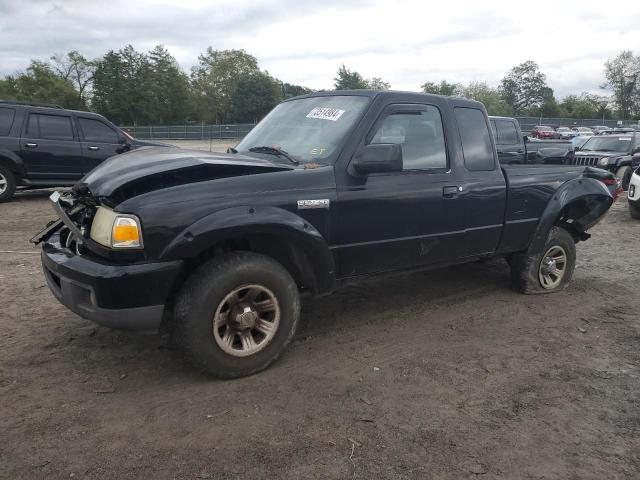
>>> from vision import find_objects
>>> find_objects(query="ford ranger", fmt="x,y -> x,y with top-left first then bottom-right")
33,91 -> 615,378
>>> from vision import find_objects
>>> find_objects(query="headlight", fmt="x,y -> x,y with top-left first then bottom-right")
90,206 -> 143,249
598,157 -> 609,167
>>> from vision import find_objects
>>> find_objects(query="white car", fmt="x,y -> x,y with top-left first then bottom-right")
629,167 -> 640,219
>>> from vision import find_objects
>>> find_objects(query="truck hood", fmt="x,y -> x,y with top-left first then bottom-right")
575,151 -> 625,157
75,146 -> 293,203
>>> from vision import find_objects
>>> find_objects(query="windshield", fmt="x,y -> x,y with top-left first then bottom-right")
537,126 -> 553,131
557,127 -> 570,132
580,136 -> 632,152
235,95 -> 370,165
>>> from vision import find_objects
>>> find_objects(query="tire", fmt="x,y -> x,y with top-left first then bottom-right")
510,226 -> 576,294
0,165 -> 16,203
616,165 -> 632,191
173,251 -> 300,379
630,202 -> 640,219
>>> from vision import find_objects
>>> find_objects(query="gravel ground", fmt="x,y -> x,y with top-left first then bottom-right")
1,189 -> 639,479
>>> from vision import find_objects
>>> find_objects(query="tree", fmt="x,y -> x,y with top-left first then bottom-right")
499,61 -> 549,114
92,45 -> 156,125
333,64 -> 369,90
228,72 -> 282,123
458,82 -> 512,116
420,80 -> 461,96
603,50 -> 640,120
0,60 -> 80,108
367,77 -> 391,91
281,82 -> 313,99
191,48 -> 261,123
148,45 -> 191,123
50,51 -> 95,107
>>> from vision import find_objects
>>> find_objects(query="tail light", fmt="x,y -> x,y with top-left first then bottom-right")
600,177 -> 623,201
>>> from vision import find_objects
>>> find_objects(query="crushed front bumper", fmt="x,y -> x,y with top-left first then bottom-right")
41,232 -> 183,331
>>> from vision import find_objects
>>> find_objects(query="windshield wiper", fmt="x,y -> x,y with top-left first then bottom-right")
248,146 -> 300,165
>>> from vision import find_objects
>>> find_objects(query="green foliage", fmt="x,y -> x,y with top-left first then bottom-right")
191,48 -> 261,123
420,80 -> 461,96
367,77 -> 391,91
499,61 -> 549,114
0,60 -> 81,109
281,83 -> 313,99
603,50 -> 640,120
50,50 -> 95,107
458,82 -> 512,116
228,72 -> 283,123
334,64 -> 369,90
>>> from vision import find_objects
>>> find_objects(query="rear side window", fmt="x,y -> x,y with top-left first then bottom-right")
496,119 -> 519,145
454,107 -> 495,171
79,117 -> 119,143
0,108 -> 15,135
370,106 -> 448,170
27,114 -> 74,140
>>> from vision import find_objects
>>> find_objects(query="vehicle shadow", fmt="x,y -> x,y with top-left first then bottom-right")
298,258 -> 510,338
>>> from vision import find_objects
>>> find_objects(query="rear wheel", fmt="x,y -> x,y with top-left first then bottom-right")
173,251 -> 300,378
510,226 -> 576,294
616,165 -> 632,191
0,166 -> 16,203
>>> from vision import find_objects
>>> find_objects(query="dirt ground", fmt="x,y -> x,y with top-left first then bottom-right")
1,186 -> 639,479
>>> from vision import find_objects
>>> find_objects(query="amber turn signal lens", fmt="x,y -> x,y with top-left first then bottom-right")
112,217 -> 141,248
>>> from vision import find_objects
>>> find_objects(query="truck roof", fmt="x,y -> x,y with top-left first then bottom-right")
287,89 -> 485,109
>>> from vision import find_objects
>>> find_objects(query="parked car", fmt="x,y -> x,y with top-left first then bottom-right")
570,132 -> 640,189
556,126 -> 577,139
0,99 -> 168,202
571,127 -> 594,137
530,125 -> 559,139
490,116 -> 574,165
33,90 -> 615,378
491,116 -> 620,197
629,167 -> 640,219
591,125 -> 612,135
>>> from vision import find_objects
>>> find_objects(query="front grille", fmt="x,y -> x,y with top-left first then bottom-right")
572,156 -> 601,167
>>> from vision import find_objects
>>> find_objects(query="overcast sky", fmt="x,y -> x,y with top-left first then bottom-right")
1,0 -> 639,99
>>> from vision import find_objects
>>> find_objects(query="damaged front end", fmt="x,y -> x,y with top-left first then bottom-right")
30,189 -> 98,254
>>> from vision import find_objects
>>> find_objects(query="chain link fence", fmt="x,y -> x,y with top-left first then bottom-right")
122,123 -> 256,140
124,118 -> 638,140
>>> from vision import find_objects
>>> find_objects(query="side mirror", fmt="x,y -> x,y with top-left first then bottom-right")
352,143 -> 403,174
116,139 -> 132,154
633,146 -> 640,155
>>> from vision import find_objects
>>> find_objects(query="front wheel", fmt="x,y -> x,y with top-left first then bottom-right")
616,165 -> 632,191
630,202 -> 640,219
173,252 -> 300,379
510,226 -> 576,294
0,166 -> 16,203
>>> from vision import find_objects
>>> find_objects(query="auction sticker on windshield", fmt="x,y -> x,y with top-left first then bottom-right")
306,107 -> 345,122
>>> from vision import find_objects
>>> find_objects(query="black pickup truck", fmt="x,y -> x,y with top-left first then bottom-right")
0,100 -> 165,202
34,91 -> 615,378
489,116 -> 574,165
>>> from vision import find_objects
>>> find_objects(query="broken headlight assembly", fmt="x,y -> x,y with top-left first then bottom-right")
89,206 -> 143,249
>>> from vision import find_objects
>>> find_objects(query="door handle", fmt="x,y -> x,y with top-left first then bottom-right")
443,185 -> 462,198
88,146 -> 100,151
517,149 -> 524,153
25,143 -> 38,148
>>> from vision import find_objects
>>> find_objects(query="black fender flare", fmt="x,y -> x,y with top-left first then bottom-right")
527,177 -> 612,255
0,150 -> 25,176
160,205 -> 336,294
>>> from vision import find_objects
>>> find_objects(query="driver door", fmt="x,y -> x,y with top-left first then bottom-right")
334,103 -> 467,277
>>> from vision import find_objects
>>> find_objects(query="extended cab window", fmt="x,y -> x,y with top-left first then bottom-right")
27,114 -> 74,140
370,106 -> 447,170
454,107 -> 495,171
0,107 -> 15,135
495,119 -> 519,145
79,117 -> 119,143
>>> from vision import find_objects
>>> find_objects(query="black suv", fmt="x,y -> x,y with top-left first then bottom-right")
570,132 -> 640,189
0,100 -> 166,202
